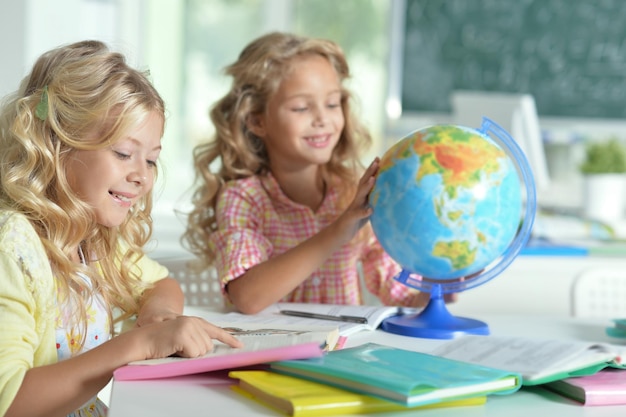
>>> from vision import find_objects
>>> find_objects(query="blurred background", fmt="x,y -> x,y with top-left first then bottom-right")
1,0 -> 392,258
4,0 -> 626,257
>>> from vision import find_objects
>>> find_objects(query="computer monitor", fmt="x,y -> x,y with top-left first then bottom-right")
450,90 -> 550,194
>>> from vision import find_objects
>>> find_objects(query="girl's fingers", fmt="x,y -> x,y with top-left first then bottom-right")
357,159 -> 378,187
177,335 -> 215,358
359,175 -> 376,197
362,158 -> 380,183
204,323 -> 244,348
163,317 -> 244,358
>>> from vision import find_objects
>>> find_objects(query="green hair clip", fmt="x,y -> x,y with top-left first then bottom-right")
35,85 -> 49,121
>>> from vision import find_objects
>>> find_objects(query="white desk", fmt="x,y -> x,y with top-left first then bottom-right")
108,312 -> 626,417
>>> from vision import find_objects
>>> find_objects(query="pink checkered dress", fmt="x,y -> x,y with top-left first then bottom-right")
209,173 -> 421,306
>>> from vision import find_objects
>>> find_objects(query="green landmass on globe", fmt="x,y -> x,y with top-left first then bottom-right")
370,124 -> 523,281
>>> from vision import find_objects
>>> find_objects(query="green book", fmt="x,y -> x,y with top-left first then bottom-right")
270,343 -> 521,407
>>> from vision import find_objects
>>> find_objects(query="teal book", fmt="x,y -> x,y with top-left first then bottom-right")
270,343 -> 521,407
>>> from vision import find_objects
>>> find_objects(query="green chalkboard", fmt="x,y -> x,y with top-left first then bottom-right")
400,0 -> 626,118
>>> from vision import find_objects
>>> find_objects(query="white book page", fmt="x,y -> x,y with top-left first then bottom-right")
213,303 -> 416,336
431,335 -> 621,381
211,309 -> 365,336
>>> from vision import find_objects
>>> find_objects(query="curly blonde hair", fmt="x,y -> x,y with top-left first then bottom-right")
0,40 -> 165,342
183,32 -> 372,267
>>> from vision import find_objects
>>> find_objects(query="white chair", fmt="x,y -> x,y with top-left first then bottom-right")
571,267 -> 626,318
158,257 -> 225,309
357,261 -> 382,306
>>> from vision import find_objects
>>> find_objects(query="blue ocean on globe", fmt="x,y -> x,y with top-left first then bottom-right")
370,124 -> 523,280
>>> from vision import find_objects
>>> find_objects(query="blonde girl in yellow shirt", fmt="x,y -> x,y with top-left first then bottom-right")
0,40 -> 241,417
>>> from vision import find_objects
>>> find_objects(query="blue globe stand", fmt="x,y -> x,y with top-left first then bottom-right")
381,282 -> 489,339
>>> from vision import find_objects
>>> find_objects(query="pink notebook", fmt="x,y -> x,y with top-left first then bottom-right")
114,342 -> 323,381
546,368 -> 626,406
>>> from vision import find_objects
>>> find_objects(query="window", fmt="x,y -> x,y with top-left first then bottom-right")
143,0 -> 392,258
8,0 -> 392,258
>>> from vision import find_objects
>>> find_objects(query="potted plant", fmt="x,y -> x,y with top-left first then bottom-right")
579,137 -> 626,222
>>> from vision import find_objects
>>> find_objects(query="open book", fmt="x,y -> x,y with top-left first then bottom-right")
430,335 -> 626,385
113,323 -> 338,381
214,303 -> 416,337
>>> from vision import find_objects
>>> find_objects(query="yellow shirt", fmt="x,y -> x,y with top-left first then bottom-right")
0,211 -> 167,416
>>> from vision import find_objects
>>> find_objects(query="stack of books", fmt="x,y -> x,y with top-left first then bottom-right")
230,343 -> 521,416
229,369 -> 487,416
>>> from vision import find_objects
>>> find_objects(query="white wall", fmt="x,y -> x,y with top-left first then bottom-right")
0,0 -> 128,98
0,1 -> 27,98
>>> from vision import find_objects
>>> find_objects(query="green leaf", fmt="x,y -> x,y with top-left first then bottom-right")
579,138 -> 626,174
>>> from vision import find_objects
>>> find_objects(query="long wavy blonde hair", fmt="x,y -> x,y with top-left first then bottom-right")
0,40 -> 165,343
183,32 -> 372,267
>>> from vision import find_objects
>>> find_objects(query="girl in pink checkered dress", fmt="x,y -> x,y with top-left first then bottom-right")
184,32 -> 458,314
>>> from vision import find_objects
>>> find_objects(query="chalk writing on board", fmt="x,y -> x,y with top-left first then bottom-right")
400,0 -> 626,118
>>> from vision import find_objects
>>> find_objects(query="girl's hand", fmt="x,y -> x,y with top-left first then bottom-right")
331,158 -> 380,245
132,315 -> 243,359
136,278 -> 185,327
135,307 -> 180,327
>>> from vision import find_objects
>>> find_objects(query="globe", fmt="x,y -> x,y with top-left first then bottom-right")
370,117 -> 536,339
